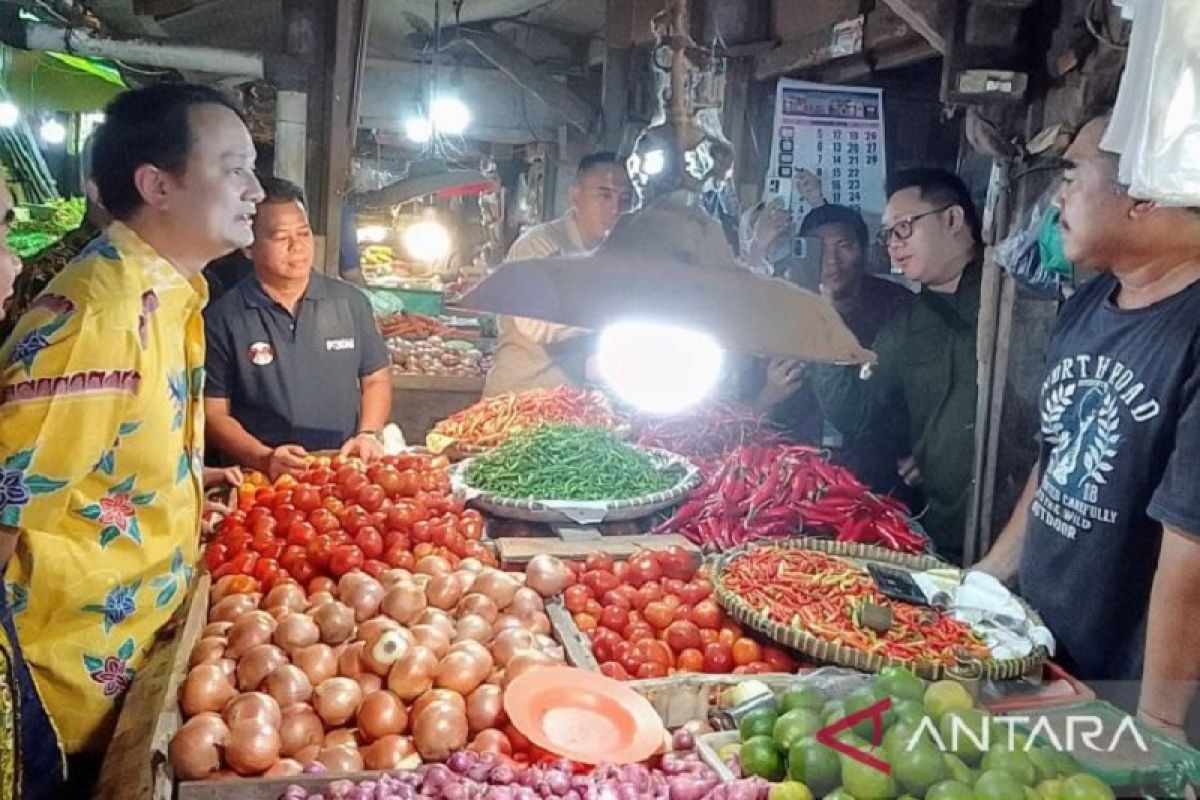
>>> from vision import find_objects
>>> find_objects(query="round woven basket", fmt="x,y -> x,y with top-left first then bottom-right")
436,425 -> 634,463
712,538 -> 1048,681
452,447 -> 700,524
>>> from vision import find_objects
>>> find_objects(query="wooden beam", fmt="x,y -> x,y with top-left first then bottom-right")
878,0 -> 947,54
601,0 -> 635,151
453,30 -> 596,136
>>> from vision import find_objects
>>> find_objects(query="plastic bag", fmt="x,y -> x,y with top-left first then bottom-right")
1103,0 -> 1200,206
994,190 -> 1072,299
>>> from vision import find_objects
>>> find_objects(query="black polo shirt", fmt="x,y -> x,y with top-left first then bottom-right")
204,272 -> 390,456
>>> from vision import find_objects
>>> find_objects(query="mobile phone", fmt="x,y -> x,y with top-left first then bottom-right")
867,564 -> 931,606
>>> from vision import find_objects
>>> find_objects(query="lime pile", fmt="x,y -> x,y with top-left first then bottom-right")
723,666 -> 1117,800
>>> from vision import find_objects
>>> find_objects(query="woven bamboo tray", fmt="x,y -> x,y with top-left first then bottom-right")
451,447 -> 701,524
712,538 -> 1049,681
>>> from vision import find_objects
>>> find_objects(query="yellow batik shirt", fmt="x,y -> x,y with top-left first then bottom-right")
0,222 -> 206,753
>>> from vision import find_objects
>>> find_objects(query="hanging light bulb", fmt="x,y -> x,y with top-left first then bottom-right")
0,102 -> 19,128
39,118 -> 66,145
405,116 -> 433,144
430,97 -> 469,136
403,218 -> 452,263
597,320 -> 724,414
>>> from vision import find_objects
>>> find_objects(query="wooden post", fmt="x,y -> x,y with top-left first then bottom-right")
602,0 -> 635,152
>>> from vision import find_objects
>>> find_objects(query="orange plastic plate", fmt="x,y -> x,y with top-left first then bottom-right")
503,666 -> 666,765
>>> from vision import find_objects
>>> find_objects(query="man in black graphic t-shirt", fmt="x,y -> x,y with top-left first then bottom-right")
977,118 -> 1200,742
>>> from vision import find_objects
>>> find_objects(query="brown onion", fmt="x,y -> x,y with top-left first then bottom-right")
264,664 -> 313,707
211,575 -> 256,605
357,616 -> 401,643
338,570 -> 372,598
519,611 -> 552,637
179,663 -> 237,716
414,554 -> 451,577
387,645 -> 438,701
312,601 -> 356,645
424,573 -> 465,611
454,614 -> 493,644
361,627 -> 413,676
493,614 -> 523,633
411,701 -> 468,761
505,651 -> 556,687
470,728 -> 513,756
416,607 -> 456,637
381,583 -> 426,625
410,573 -> 431,590
379,569 -> 413,590
344,577 -> 386,622
409,624 -> 450,658
458,558 -> 484,573
355,673 -> 382,695
225,720 -> 281,775
436,649 -> 492,695
294,744 -> 320,765
324,728 -> 360,748
313,677 -> 362,726
452,569 -> 477,595
457,593 -> 499,624
263,758 -> 303,778
489,628 -> 537,667
337,641 -> 366,678
273,613 -> 319,653
187,637 -> 227,669
411,688 -> 466,719
214,657 -> 238,681
168,714 -> 227,780
316,745 -> 363,773
525,555 -> 570,597
362,734 -> 414,770
268,605 -> 291,622
509,587 -> 545,617
306,590 -> 335,610
471,569 -> 519,610
278,703 -> 324,757
210,593 -> 259,624
237,643 -> 287,692
465,683 -> 505,734
223,692 -> 282,729
202,621 -> 233,639
357,690 -> 408,742
225,611 -> 276,659
294,643 -> 337,685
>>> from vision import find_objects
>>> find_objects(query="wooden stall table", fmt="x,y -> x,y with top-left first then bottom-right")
389,371 -> 484,442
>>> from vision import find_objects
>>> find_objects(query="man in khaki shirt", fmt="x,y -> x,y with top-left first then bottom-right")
483,152 -> 634,396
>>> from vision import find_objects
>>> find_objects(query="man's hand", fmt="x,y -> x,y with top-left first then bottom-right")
340,433 -> 384,463
898,456 -> 923,487
202,465 -> 244,489
757,357 -> 807,410
264,444 -> 309,480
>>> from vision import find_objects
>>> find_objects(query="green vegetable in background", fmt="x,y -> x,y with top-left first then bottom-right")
464,423 -> 681,501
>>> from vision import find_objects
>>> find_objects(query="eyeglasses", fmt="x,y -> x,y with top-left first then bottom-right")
876,205 -> 953,247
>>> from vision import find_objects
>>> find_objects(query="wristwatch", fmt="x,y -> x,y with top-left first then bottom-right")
356,429 -> 382,441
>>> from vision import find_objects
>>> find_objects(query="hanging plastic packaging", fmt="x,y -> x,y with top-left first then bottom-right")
994,188 -> 1073,300
1103,0 -> 1200,206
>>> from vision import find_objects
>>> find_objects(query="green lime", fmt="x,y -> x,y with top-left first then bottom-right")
825,790 -> 858,800
944,753 -> 978,785
892,698 -> 927,726
893,740 -> 949,796
876,666 -> 925,703
770,781 -> 815,800
982,747 -> 1037,787
775,708 -> 823,751
973,769 -> 1026,800
1026,748 -> 1059,783
781,685 -> 829,715
940,708 -> 991,766
1059,774 -> 1115,800
741,735 -> 786,781
927,780 -> 976,800
842,747 -> 898,800
1049,750 -> 1080,778
882,719 -> 934,761
845,686 -> 892,740
740,708 -> 780,742
1034,779 -> 1064,800
924,680 -> 975,722
825,699 -> 849,725
789,737 -> 842,797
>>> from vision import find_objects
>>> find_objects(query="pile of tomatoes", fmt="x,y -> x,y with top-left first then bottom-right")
204,453 -> 495,592
562,547 -> 798,680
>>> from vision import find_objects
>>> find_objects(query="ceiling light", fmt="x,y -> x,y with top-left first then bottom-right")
0,102 -> 19,128
430,96 -> 469,136
405,116 -> 432,144
39,118 -> 66,145
596,320 -> 724,414
402,219 -> 452,263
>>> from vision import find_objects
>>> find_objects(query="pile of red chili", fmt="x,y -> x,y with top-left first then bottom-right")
633,400 -> 784,473
656,443 -> 928,554
720,546 -> 991,665
431,386 -> 624,449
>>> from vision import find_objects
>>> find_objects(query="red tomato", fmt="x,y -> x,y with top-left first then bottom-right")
698,629 -> 719,647
613,640 -> 638,672
306,535 -> 335,571
573,612 -> 598,632
633,582 -> 663,611
229,551 -> 259,577
624,623 -> 656,644
286,520 -> 316,547
383,530 -> 410,551
203,543 -> 229,571
761,646 -> 796,672
222,526 -> 251,556
395,470 -> 421,497
702,642 -> 734,674
410,521 -> 432,544
717,628 -> 737,649
636,662 -> 669,679
598,661 -> 630,680
581,569 -> 619,597
279,544 -> 306,569
626,553 -> 663,588
591,627 -> 622,663
678,579 -> 712,607
689,600 -> 722,630
675,648 -> 705,672
731,637 -> 762,666
657,545 -> 695,581
307,468 -> 333,486
249,516 -> 276,539
354,526 -> 385,560
358,484 -> 386,512
643,601 -> 675,631
612,560 -> 630,583
251,528 -> 277,556
307,575 -> 334,595
599,605 -> 630,632
660,593 -> 682,612
458,516 -> 484,541
385,504 -> 415,533
373,467 -> 402,497
673,604 -> 692,622
663,620 -> 703,653
254,487 -> 276,507
293,486 -> 321,513
329,544 -> 365,577
633,639 -> 673,669
584,553 -> 614,573
563,585 -> 593,614
272,502 -> 300,526
288,558 -> 316,585
601,589 -> 633,612
583,599 -> 605,620
308,509 -> 340,535
321,496 -> 345,515
253,557 -> 280,584
363,559 -> 388,579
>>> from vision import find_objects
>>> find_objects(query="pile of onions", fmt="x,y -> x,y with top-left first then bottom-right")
170,558 -> 571,781
279,746 -> 770,800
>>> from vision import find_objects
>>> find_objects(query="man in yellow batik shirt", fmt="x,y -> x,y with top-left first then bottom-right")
0,83 -> 264,793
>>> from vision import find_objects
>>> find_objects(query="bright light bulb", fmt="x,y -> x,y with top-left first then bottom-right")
642,149 -> 666,176
405,116 -> 432,143
597,320 -> 723,415
39,118 -> 66,145
357,225 -> 389,244
431,96 -> 469,136
403,219 -> 451,263
0,102 -> 19,128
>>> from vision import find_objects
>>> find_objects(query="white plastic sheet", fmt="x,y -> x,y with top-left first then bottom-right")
1102,0 -> 1200,206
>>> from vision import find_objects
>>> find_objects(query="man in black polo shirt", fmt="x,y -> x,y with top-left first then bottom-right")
204,177 -> 392,477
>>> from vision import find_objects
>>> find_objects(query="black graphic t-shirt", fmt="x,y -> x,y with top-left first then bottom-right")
1019,273 -> 1200,682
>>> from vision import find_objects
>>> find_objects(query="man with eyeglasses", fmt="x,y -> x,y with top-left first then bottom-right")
812,168 -> 983,564
977,117 -> 1200,741
483,152 -> 635,396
